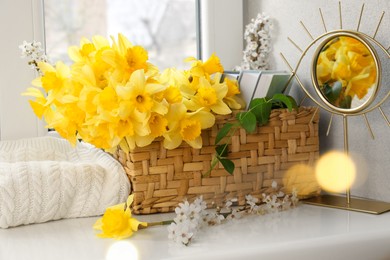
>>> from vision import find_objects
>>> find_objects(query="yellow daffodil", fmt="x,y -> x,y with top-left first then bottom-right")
122,69 -> 167,115
213,73 -> 245,110
125,112 -> 168,149
163,103 -> 215,149
316,36 -> 376,107
35,61 -> 70,94
184,77 -> 231,115
22,87 -> 48,118
68,38 -> 96,63
186,53 -> 224,78
23,34 -> 242,152
94,195 -> 147,240
159,68 -> 190,103
102,33 -> 158,84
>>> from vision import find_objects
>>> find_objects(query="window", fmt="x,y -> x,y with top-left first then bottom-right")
44,0 -> 198,69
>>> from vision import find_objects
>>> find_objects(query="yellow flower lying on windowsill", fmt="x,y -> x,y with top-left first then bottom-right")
93,194 -> 147,239
21,33 -> 244,152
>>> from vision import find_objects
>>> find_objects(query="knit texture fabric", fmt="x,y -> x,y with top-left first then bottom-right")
0,136 -> 130,228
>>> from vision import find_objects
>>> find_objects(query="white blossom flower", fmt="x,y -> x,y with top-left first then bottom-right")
202,213 -> 224,226
225,200 -> 233,209
174,201 -> 191,223
236,13 -> 272,71
170,221 -> 194,246
168,222 -> 178,240
282,195 -> 292,210
168,184 -> 299,246
245,194 -> 260,212
19,40 -> 48,73
193,196 -> 207,214
227,209 -> 242,220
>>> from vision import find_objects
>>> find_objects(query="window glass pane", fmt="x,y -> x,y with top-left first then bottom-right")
44,0 -> 197,69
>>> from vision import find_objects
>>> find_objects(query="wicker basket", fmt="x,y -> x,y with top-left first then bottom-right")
114,107 -> 320,214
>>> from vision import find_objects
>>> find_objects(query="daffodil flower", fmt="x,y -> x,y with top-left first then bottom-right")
163,103 -> 215,149
184,77 -> 231,115
93,195 -> 147,240
316,36 -> 376,107
101,33 -> 157,83
22,34 -> 242,152
186,53 -> 224,78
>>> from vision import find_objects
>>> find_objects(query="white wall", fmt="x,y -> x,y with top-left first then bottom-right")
0,0 -> 45,140
245,0 -> 390,202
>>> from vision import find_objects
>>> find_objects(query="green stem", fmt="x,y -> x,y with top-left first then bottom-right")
148,220 -> 174,226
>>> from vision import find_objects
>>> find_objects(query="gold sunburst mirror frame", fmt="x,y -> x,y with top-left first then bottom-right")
279,2 -> 390,214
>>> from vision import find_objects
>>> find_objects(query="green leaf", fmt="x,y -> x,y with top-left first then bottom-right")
215,144 -> 229,158
340,95 -> 352,109
236,111 -> 257,133
323,81 -> 342,104
272,93 -> 294,111
215,123 -> 233,145
331,81 -> 342,99
249,98 -> 272,125
219,158 -> 235,175
287,95 -> 298,109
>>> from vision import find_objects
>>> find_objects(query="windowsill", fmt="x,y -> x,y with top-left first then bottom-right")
1,204 -> 390,259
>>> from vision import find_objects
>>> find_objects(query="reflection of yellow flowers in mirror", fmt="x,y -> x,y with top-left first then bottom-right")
316,36 -> 376,109
22,34 -> 244,152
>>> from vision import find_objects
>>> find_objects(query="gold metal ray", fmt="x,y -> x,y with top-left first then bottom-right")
280,52 -> 294,71
342,115 -> 350,204
299,21 -> 314,41
373,11 -> 385,39
319,8 -> 327,33
279,53 -> 297,94
282,74 -> 295,93
357,3 -> 365,31
363,114 -> 375,139
339,1 -> 343,29
287,37 -> 303,53
326,114 -> 334,136
299,95 -> 307,106
310,107 -> 319,125
378,107 -> 390,127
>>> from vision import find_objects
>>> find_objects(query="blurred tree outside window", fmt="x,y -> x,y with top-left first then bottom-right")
44,0 -> 197,69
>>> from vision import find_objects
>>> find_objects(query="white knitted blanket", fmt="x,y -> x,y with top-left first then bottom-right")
0,136 -> 130,228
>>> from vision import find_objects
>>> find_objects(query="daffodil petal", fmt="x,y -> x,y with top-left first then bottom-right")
191,111 -> 215,129
129,218 -> 147,231
186,136 -> 202,149
163,132 -> 182,149
93,218 -> 103,230
211,100 -> 231,115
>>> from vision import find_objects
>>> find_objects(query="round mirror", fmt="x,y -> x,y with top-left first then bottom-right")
312,32 -> 380,113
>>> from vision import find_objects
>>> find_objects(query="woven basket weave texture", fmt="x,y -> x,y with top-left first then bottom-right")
114,107 -> 320,214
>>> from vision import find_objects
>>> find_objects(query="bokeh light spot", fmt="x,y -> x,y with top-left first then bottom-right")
106,241 -> 138,260
283,164 -> 320,198
315,151 -> 356,193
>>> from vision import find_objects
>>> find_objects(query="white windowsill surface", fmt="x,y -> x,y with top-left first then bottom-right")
1,204 -> 390,260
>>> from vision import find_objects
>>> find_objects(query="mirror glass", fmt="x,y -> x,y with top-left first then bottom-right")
314,35 -> 378,111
